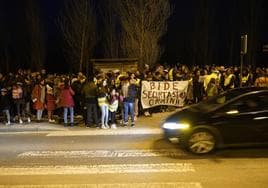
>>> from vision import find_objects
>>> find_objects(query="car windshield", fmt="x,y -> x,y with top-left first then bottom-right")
189,90 -> 245,112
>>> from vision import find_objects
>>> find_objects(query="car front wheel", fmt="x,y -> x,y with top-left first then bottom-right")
187,130 -> 216,154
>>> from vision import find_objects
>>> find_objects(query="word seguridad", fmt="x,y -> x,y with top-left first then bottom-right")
141,81 -> 189,109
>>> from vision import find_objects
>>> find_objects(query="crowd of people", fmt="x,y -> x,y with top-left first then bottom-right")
0,64 -> 267,128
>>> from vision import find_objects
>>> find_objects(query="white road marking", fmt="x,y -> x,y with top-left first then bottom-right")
0,163 -> 195,175
0,182 -> 202,188
0,131 -> 51,135
46,128 -> 162,137
18,149 -> 186,158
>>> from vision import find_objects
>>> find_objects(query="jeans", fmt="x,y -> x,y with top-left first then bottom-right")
2,110 -> 11,122
64,107 -> 74,124
100,105 -> 109,126
25,102 -> 31,118
37,109 -> 43,120
123,102 -> 134,123
15,103 -> 25,119
110,111 -> 116,124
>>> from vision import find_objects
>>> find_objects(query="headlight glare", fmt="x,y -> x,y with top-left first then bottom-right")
162,122 -> 190,130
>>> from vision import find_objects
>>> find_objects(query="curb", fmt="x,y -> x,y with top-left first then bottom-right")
0,112 -> 173,135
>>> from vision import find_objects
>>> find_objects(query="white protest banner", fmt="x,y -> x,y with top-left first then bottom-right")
141,81 -> 189,109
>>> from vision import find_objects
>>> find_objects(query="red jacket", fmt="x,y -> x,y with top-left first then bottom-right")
59,86 -> 75,107
32,85 -> 45,110
46,93 -> 56,111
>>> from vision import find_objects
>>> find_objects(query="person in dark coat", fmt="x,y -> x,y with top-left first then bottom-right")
192,69 -> 203,103
23,78 -> 33,123
81,78 -> 99,127
71,77 -> 83,116
123,83 -> 137,127
0,88 -> 12,125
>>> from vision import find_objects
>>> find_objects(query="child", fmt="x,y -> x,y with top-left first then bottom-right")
108,88 -> 119,129
0,88 -> 11,125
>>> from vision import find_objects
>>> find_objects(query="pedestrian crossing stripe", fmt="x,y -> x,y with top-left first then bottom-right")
0,182 -> 202,188
46,128 -> 162,137
0,163 -> 195,175
18,149 -> 186,158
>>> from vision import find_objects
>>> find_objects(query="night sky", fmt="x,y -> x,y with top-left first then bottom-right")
0,0 -> 268,73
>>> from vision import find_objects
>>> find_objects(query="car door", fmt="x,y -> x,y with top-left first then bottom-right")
252,93 -> 268,143
211,93 -> 267,145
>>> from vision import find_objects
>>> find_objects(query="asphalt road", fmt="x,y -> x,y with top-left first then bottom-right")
0,131 -> 268,188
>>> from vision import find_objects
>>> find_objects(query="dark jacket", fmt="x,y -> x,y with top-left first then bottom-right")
124,84 -> 137,103
0,93 -> 12,111
81,81 -> 98,103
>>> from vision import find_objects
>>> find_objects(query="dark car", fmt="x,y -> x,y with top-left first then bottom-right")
162,87 -> 268,154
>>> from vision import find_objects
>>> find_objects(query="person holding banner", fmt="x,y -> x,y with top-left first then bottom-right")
141,73 -> 153,117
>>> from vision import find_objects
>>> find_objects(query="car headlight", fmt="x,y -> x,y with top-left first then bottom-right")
162,122 -> 190,130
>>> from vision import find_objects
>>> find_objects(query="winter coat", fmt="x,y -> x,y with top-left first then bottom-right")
46,93 -> 56,111
97,85 -> 109,107
193,76 -> 203,100
81,81 -> 97,104
23,84 -> 33,102
32,84 -> 46,110
109,95 -> 119,112
254,76 -> 268,87
0,93 -> 11,111
124,84 -> 137,103
12,85 -> 24,104
59,86 -> 75,107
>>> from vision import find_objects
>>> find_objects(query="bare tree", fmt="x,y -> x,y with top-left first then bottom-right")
98,0 -> 120,58
25,0 -> 45,71
0,5 -> 7,72
58,0 -> 97,73
191,0 -> 218,66
117,0 -> 173,68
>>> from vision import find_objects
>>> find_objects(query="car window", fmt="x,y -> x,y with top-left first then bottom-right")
258,95 -> 268,109
224,93 -> 268,113
190,90 -> 245,112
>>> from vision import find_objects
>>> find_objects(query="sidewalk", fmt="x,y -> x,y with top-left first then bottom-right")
0,112 -> 173,135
